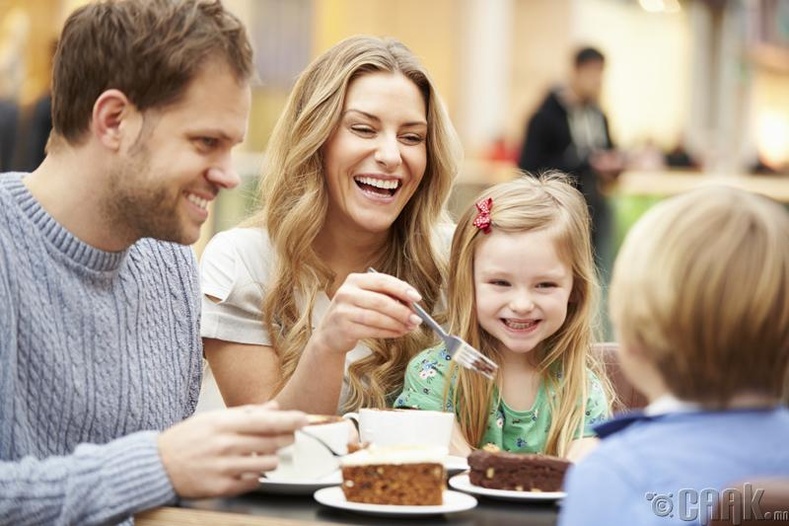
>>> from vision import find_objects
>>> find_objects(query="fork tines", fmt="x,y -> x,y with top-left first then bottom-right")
452,342 -> 498,380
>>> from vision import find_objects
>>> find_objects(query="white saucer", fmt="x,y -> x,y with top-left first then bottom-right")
313,487 -> 477,517
449,473 -> 566,502
257,470 -> 342,496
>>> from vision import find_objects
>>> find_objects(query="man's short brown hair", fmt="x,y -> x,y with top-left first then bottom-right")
52,0 -> 253,144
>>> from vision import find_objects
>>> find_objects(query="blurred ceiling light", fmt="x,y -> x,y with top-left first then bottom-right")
639,0 -> 682,14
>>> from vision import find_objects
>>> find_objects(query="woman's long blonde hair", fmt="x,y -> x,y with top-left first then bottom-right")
445,173 -> 611,456
246,36 -> 462,412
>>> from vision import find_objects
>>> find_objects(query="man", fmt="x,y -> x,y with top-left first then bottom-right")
0,1 -> 306,524
518,46 -> 623,262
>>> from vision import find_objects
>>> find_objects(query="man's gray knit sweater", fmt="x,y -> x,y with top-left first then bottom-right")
0,173 -> 203,525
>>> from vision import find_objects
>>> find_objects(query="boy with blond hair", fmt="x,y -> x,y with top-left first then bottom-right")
559,186 -> 789,525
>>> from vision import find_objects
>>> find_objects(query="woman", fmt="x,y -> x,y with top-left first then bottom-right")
200,36 -> 462,415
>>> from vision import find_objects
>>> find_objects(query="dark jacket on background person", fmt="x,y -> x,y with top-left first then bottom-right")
518,89 -> 614,255
0,99 -> 19,173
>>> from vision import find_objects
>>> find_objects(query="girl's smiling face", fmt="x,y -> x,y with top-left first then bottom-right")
474,228 -> 574,358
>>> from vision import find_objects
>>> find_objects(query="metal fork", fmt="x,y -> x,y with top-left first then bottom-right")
368,268 -> 498,379
410,302 -> 498,380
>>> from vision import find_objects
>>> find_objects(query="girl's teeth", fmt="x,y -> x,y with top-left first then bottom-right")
506,320 -> 537,330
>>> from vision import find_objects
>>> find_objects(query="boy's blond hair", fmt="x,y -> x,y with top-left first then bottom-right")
610,186 -> 789,407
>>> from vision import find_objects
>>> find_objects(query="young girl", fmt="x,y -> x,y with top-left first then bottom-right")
395,174 -> 611,460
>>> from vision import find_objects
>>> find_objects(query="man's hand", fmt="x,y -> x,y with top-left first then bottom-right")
158,401 -> 307,498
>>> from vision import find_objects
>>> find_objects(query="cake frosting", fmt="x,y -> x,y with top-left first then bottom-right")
340,444 -> 447,466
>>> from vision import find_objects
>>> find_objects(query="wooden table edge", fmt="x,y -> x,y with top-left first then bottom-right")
135,506 -> 335,526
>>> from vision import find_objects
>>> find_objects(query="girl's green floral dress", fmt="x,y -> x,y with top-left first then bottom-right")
394,345 -> 609,453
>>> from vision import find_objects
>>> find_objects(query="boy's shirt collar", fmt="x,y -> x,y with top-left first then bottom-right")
593,395 -> 699,439
594,395 -> 781,439
644,394 -> 700,416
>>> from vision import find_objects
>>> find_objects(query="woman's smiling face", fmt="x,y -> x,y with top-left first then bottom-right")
322,71 -> 428,236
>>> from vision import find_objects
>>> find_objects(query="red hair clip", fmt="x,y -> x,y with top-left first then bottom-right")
472,197 -> 493,234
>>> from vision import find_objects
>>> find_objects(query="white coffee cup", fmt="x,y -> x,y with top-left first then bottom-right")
265,415 -> 355,481
342,408 -> 454,453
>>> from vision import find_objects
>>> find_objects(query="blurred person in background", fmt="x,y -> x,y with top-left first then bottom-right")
17,39 -> 58,172
518,46 -> 624,265
200,35 -> 463,416
0,7 -> 29,172
18,92 -> 51,171
0,1 -> 307,524
0,98 -> 17,172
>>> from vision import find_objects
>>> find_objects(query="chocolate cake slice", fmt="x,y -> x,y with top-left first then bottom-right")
468,449 -> 570,492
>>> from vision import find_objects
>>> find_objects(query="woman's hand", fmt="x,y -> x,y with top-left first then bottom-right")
311,271 -> 424,356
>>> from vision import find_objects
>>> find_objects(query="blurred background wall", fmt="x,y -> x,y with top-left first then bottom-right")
1,0 -> 787,247
2,0 -> 785,405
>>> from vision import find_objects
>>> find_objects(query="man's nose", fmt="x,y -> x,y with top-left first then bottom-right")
207,164 -> 240,190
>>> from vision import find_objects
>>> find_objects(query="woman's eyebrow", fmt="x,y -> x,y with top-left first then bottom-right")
343,108 -> 427,127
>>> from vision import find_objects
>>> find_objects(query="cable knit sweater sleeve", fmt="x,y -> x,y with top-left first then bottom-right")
0,432 -> 175,525
0,174 -> 202,525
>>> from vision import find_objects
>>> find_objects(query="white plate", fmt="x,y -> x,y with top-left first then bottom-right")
313,487 -> 477,517
449,473 -> 566,502
256,470 -> 342,496
444,455 -> 469,475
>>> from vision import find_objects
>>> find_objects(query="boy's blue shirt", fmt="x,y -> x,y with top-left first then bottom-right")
559,407 -> 789,526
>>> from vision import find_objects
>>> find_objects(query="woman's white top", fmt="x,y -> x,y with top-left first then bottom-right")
199,225 -> 453,411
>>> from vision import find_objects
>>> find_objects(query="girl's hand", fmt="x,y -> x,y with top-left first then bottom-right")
311,271 -> 423,356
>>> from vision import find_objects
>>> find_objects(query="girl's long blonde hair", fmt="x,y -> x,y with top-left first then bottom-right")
246,36 -> 462,412
445,173 -> 611,456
